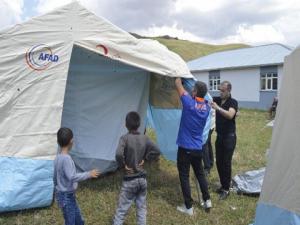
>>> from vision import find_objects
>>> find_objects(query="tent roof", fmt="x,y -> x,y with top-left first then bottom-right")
0,1 -> 192,78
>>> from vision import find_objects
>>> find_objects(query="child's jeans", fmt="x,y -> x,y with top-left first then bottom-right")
113,177 -> 147,225
56,191 -> 84,225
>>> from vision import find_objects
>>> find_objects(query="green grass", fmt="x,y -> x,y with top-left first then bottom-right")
153,38 -> 249,61
0,109 -> 272,225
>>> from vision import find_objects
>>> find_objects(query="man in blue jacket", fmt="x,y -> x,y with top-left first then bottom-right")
175,78 -> 212,216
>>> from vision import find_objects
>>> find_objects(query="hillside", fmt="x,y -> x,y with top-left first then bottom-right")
153,37 -> 249,61
130,33 -> 249,61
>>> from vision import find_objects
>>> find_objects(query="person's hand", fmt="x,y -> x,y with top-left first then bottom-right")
137,160 -> 145,170
211,102 -> 220,111
90,169 -> 100,178
175,77 -> 182,85
138,160 -> 144,167
125,165 -> 134,174
125,160 -> 144,173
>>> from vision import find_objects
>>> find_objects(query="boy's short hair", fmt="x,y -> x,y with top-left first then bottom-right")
194,81 -> 207,98
57,127 -> 73,147
126,111 -> 140,131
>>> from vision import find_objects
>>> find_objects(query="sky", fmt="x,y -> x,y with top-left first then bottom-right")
1,0 -> 300,47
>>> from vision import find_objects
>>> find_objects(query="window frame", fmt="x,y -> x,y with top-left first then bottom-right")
209,72 -> 220,91
260,72 -> 278,91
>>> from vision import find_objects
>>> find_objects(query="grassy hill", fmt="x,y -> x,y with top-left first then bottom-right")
130,33 -> 249,62
152,36 -> 249,61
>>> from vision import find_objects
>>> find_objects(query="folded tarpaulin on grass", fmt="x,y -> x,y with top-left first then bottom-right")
232,168 -> 265,195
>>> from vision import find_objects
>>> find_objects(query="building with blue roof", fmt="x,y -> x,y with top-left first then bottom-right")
188,43 -> 293,109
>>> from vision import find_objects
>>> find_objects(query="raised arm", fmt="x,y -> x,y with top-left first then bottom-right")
175,77 -> 186,96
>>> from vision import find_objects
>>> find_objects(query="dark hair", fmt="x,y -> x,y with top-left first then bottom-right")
194,81 -> 207,98
126,111 -> 140,131
221,81 -> 232,92
57,127 -> 73,147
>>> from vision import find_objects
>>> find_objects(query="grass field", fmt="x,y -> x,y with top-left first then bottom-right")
0,109 -> 272,225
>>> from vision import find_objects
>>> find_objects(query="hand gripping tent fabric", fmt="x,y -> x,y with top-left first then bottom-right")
0,2 -> 193,212
253,47 -> 300,224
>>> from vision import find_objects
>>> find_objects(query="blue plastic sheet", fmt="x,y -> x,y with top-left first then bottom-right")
254,203 -> 300,225
0,157 -> 54,212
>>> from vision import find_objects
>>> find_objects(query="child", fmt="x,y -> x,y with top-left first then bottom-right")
113,111 -> 160,225
54,127 -> 100,225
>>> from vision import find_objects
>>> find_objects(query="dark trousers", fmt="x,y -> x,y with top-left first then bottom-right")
177,147 -> 210,209
215,133 -> 237,191
56,191 -> 84,225
203,128 -> 214,170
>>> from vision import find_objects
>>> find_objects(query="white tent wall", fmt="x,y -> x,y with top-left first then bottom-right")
254,47 -> 300,224
0,1 -> 192,212
61,45 -> 150,173
0,5 -> 74,212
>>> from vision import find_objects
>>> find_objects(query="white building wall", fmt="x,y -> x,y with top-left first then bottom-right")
221,68 -> 260,102
192,71 -> 209,84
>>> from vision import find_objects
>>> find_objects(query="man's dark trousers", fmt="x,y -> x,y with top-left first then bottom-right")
177,147 -> 210,209
215,133 -> 236,191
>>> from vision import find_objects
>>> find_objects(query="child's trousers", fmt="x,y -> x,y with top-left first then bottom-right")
56,191 -> 84,225
113,177 -> 147,225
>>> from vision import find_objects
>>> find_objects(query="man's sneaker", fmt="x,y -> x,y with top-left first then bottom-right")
200,199 -> 212,208
203,199 -> 212,209
176,205 -> 194,216
219,190 -> 230,200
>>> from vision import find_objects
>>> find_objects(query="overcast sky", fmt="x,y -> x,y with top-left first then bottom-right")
1,0 -> 300,47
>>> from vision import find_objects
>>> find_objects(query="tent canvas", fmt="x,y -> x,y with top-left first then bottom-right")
0,2 -> 193,212
253,46 -> 300,224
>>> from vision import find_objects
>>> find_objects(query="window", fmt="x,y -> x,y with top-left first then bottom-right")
209,71 -> 220,91
261,73 -> 278,90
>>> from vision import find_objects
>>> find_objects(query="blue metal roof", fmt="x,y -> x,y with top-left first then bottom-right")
188,43 -> 293,72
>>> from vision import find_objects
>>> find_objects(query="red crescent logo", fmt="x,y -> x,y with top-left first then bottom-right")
96,44 -> 108,55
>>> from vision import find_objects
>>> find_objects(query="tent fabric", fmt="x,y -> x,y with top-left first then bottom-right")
253,47 -> 300,224
0,1 -> 191,161
254,203 -> 300,225
61,45 -> 150,172
0,2 -> 193,212
0,157 -> 53,212
149,75 -> 181,109
148,107 -> 182,161
232,168 -> 265,195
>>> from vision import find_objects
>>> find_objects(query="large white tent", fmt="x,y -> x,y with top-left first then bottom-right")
253,46 -> 300,224
0,1 -> 193,212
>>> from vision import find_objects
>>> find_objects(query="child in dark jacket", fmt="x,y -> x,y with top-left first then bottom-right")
113,111 -> 160,225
